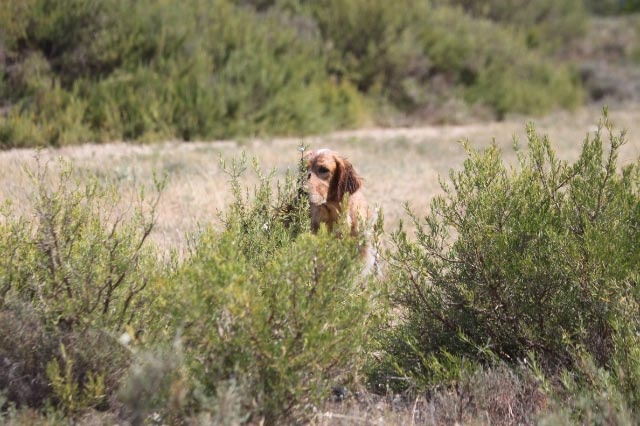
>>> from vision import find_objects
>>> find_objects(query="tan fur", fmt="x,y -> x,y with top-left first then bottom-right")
305,149 -> 370,235
304,149 -> 376,271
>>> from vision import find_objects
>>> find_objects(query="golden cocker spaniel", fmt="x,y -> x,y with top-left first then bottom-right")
304,149 -> 376,271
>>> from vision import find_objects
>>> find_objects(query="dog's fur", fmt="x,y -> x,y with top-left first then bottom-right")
305,149 -> 369,235
304,149 -> 377,272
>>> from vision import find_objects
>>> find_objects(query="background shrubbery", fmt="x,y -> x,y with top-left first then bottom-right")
0,0 -> 617,147
0,0 -> 368,147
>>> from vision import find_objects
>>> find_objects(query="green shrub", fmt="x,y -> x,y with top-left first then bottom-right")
175,230 -> 374,423
443,0 -> 588,51
0,158 -> 164,330
160,156 -> 380,424
0,158 -> 165,414
308,0 -> 582,119
383,112 -> 640,393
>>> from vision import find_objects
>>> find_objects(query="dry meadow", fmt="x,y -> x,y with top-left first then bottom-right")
2,104 -> 638,255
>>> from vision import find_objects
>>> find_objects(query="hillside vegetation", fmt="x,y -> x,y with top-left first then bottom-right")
3,0 -> 634,147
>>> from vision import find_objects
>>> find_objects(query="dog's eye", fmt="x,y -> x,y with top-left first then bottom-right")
318,166 -> 329,174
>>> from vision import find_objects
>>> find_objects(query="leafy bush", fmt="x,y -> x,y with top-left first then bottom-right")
383,112 -> 640,400
0,158 -> 163,330
0,0 -> 588,147
308,0 -> 582,119
172,230 -> 375,423
443,0 -> 588,51
0,158 -> 165,414
160,157 -> 381,424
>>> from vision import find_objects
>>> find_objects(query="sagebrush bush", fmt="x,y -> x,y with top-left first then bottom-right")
0,158 -> 165,414
0,158 -> 164,331
0,0 -> 588,147
159,156 -> 381,424
383,112 -> 640,404
443,0 -> 588,51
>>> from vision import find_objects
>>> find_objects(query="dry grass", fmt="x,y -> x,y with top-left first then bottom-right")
0,104 -> 639,254
312,364 -> 546,426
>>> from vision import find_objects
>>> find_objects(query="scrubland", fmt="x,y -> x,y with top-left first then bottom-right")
2,105 -> 640,424
3,0 -> 640,424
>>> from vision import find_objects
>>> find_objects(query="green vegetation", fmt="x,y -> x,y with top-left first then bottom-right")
0,158 -> 165,412
380,112 -> 640,423
0,0 -> 592,147
585,0 -> 640,14
2,113 -> 640,424
0,152 -> 381,423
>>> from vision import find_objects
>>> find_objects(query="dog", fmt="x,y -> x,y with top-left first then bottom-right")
304,149 -> 377,272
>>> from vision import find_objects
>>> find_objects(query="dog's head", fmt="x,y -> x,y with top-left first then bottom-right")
304,149 -> 362,206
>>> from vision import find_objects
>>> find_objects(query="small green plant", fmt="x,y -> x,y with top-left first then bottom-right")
46,344 -> 106,413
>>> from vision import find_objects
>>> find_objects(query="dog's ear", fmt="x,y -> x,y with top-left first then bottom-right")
328,156 -> 362,202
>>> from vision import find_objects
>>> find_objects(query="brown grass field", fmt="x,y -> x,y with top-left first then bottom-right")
1,104 -> 639,255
